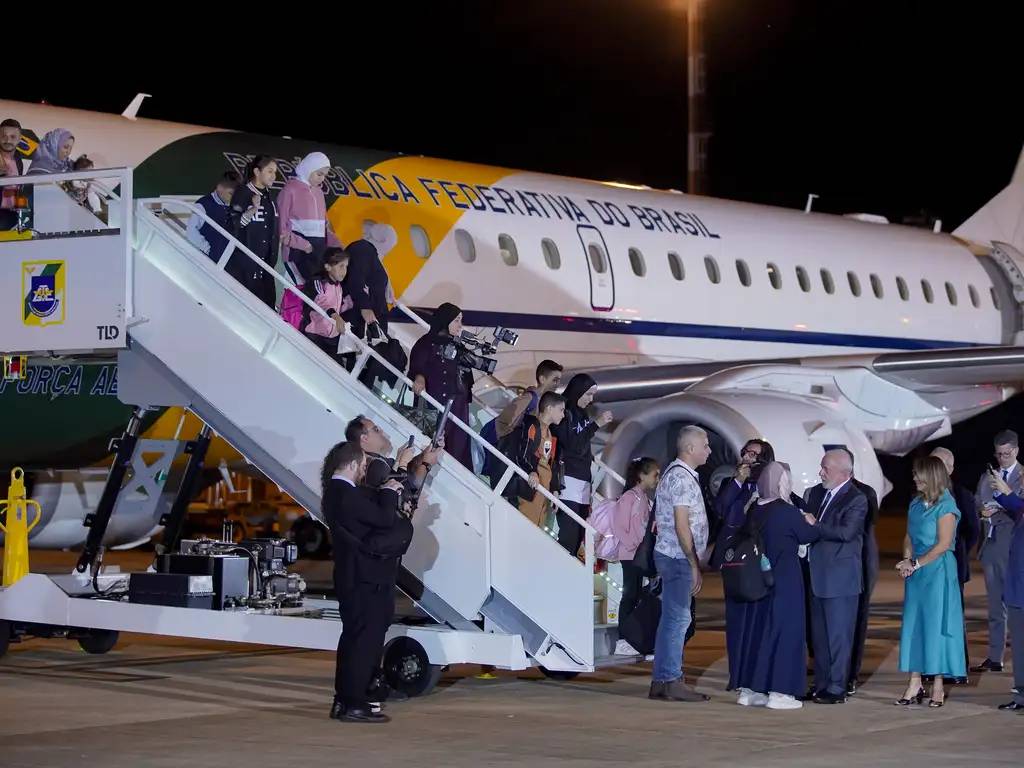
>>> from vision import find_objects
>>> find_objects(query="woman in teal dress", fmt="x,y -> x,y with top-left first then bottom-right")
896,455 -> 966,708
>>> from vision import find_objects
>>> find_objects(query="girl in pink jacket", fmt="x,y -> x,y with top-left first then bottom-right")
300,248 -> 356,371
614,457 -> 660,655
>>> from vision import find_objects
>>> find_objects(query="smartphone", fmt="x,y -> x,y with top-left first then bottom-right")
405,434 -> 416,450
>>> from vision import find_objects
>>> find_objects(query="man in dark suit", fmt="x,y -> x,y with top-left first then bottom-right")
324,441 -> 412,724
931,447 -> 978,685
972,430 -> 1023,673
837,448 -> 879,697
1,118 -> 26,231
803,449 -> 868,704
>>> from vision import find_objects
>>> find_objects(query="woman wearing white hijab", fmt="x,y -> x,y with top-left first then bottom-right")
277,151 -> 343,327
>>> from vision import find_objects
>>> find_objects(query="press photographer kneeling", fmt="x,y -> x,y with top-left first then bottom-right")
322,441 -> 414,724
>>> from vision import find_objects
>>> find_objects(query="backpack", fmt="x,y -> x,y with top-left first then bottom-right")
719,511 -> 774,602
481,389 -> 539,447
590,496 -> 622,561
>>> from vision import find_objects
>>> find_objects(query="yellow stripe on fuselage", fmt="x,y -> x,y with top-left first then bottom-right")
326,157 -> 512,295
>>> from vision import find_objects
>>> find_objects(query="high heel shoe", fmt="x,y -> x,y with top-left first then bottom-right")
928,695 -> 946,708
895,688 -> 925,705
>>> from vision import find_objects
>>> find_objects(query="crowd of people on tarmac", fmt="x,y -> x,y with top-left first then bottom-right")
5,114 -> 1023,725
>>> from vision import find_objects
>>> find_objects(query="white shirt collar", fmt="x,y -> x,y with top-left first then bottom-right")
332,473 -> 355,487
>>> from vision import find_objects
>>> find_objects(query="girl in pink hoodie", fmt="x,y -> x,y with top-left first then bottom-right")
300,248 -> 356,371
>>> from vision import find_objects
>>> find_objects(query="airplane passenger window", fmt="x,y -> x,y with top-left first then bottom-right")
870,273 -> 884,299
704,255 -> 721,284
629,247 -> 647,277
455,228 -> 476,263
991,287 -> 1001,309
498,233 -> 519,266
766,262 -> 782,289
542,238 -> 561,270
588,243 -> 608,273
847,271 -> 861,297
668,251 -> 685,281
795,266 -> 811,292
736,259 -> 752,287
820,269 -> 835,294
896,276 -> 909,301
921,279 -> 934,303
410,224 -> 432,259
945,282 -> 958,306
968,284 -> 980,308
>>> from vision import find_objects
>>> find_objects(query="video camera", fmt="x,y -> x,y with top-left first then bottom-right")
440,326 -> 519,375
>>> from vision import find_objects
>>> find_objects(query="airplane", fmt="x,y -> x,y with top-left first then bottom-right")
2,96 -> 1023,548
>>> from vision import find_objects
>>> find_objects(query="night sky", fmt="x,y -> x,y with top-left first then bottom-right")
12,1 -> 1024,498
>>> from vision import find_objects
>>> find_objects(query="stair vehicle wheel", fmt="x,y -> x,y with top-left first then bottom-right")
382,637 -> 443,697
539,667 -> 580,681
78,629 -> 119,654
0,620 -> 10,659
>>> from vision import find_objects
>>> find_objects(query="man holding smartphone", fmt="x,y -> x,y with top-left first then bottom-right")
973,429 -> 1023,673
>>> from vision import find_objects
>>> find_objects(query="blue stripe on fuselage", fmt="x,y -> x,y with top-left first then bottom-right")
390,308 -> 982,351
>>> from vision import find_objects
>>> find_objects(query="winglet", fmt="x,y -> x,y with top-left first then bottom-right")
121,93 -> 152,121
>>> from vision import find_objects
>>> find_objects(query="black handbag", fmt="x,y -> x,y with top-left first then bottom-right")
361,322 -> 407,388
631,510 -> 658,578
618,578 -> 662,655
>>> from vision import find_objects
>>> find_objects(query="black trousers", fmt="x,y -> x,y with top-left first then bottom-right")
848,556 -> 879,684
305,332 -> 356,372
619,560 -> 644,628
335,582 -> 395,708
557,499 -> 590,556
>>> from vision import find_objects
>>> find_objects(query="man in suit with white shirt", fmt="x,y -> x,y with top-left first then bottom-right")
802,449 -> 869,704
972,429 -> 1023,673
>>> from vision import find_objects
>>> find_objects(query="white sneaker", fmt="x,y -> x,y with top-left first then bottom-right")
736,688 -> 768,707
614,639 -> 640,656
766,692 -> 802,710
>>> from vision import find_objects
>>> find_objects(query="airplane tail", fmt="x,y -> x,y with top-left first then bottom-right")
953,141 -> 1024,252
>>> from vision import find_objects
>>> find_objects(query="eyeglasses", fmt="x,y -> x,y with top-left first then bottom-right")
741,448 -> 761,458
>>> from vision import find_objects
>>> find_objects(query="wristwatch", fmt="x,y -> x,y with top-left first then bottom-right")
910,558 -> 919,570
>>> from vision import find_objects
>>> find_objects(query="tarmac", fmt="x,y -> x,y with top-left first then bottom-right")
2,548 -> 1022,767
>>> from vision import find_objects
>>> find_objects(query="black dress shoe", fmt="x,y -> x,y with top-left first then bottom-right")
339,706 -> 391,723
813,691 -> 847,704
970,659 -> 1004,673
945,676 -> 968,686
846,681 -> 858,696
802,687 -> 820,702
329,700 -> 346,720
997,701 -> 1024,711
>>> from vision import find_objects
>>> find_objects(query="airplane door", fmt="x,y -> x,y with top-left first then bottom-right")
577,225 -> 615,311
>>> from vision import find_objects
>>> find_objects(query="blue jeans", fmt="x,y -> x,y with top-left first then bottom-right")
653,551 -> 693,683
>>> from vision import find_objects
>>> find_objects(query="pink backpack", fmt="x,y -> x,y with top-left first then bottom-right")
590,496 -> 623,561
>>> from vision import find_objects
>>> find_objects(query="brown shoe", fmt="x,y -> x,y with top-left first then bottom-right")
649,681 -> 668,699
663,679 -> 709,702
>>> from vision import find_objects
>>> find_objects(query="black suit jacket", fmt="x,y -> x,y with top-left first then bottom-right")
952,482 -> 979,584
852,478 -> 880,577
804,481 -> 869,599
325,478 -> 412,589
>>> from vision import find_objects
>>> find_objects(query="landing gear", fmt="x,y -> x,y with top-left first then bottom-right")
0,620 -> 10,659
382,637 -> 443,697
290,516 -> 329,558
77,629 -> 119,655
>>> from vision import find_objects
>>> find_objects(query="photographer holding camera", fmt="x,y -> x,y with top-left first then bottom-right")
345,415 -> 444,500
321,441 -> 412,724
408,303 -> 475,470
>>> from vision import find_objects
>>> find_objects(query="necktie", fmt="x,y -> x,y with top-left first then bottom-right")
818,489 -> 833,520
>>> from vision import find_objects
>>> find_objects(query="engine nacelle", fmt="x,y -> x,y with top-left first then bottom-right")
599,389 -> 888,502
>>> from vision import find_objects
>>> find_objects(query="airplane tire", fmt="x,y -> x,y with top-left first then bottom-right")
78,629 -> 119,654
0,620 -> 10,659
291,516 -> 330,558
382,637 -> 443,697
